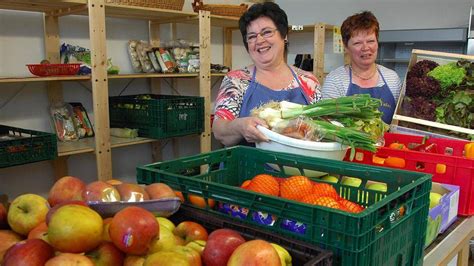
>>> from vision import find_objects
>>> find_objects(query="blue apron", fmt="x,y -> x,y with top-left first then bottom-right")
238,67 -> 310,146
347,67 -> 396,124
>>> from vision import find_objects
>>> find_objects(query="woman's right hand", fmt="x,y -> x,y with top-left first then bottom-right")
237,117 -> 270,144
212,116 -> 269,146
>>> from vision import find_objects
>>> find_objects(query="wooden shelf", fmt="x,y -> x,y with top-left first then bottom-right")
0,0 -> 86,13
58,136 -> 156,157
0,75 -> 90,83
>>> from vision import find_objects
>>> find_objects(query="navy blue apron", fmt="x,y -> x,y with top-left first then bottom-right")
238,67 -> 310,146
347,67 -> 396,124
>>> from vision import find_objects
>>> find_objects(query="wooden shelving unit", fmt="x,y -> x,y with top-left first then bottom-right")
0,0 -> 238,180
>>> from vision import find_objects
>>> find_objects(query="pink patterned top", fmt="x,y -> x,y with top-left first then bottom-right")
214,66 -> 321,121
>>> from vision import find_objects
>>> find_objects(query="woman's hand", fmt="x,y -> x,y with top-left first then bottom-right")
237,117 -> 269,144
213,117 -> 269,146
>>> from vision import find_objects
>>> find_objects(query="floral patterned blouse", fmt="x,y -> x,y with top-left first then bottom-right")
214,65 -> 321,121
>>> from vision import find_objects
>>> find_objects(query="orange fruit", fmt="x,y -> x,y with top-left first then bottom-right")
244,174 -> 279,196
280,175 -> 313,201
388,142 -> 407,150
299,194 -> 321,204
188,194 -> 215,208
384,157 -> 406,168
312,196 -> 341,209
174,190 -> 185,203
240,180 -> 251,189
312,183 -> 339,199
338,199 -> 364,213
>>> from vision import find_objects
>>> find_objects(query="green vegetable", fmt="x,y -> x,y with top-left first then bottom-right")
435,90 -> 473,129
428,63 -> 466,91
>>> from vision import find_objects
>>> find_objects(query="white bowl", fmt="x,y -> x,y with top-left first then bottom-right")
256,126 -> 349,177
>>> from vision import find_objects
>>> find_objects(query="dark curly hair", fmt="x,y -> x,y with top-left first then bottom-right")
341,11 -> 379,47
238,2 -> 289,52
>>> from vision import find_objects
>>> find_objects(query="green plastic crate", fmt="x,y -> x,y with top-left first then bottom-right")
0,125 -> 57,168
137,146 -> 431,266
109,94 -> 204,139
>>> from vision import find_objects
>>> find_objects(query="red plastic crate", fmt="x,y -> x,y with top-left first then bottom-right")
26,63 -> 81,77
344,132 -> 474,216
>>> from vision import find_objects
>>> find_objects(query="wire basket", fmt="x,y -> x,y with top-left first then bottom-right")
105,0 -> 184,10
192,0 -> 248,17
26,64 -> 81,77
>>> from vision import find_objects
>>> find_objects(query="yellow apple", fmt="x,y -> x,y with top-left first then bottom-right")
320,175 -> 338,183
271,243 -> 292,266
156,217 -> 175,232
144,251 -> 189,266
366,183 -> 387,192
341,177 -> 362,187
429,192 -> 443,209
148,227 -> 178,253
7,194 -> 50,236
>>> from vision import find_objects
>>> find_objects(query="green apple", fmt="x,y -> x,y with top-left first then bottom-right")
320,175 -> 338,184
341,177 -> 362,187
271,243 -> 292,266
429,192 -> 443,209
366,183 -> 387,192
148,227 -> 178,253
7,194 -> 50,236
156,217 -> 175,232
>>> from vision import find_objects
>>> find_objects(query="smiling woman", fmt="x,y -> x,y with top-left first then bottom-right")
212,2 -> 322,147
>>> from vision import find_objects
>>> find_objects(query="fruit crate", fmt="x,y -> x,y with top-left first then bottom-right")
137,146 -> 431,266
344,132 -> 474,216
0,125 -> 57,168
392,49 -> 474,139
109,94 -> 204,139
171,205 -> 333,266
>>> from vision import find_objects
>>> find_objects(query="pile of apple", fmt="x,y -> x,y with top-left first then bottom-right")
0,176 -> 292,266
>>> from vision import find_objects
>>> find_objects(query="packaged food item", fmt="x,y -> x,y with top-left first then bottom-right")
50,102 -> 79,141
127,40 -> 143,72
147,51 -> 161,72
70,102 -> 94,138
135,41 -> 155,73
155,48 -> 176,73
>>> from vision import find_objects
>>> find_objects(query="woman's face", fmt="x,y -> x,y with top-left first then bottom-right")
246,16 -> 285,69
346,30 -> 378,68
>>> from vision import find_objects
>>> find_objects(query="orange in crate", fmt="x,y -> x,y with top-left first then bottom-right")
280,175 -> 313,201
241,174 -> 279,196
384,157 -> 406,168
312,183 -> 340,199
300,194 -> 321,204
338,199 -> 364,213
189,194 -> 215,208
312,196 -> 341,210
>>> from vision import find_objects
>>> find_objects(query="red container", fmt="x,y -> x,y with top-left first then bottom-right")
27,63 -> 81,77
344,132 -> 474,216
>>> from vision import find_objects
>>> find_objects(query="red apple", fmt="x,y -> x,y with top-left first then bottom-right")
48,205 -> 103,253
202,229 -> 245,266
145,183 -> 175,200
173,221 -> 208,244
0,230 -> 23,263
109,206 -> 158,255
144,250 -> 189,266
45,200 -> 87,225
227,239 -> 281,266
84,181 -> 121,202
173,245 -> 202,266
3,239 -> 54,266
116,183 -> 150,202
0,203 -> 8,229
48,176 -> 86,207
45,253 -> 94,266
124,255 -> 145,266
7,193 -> 50,235
86,242 -> 125,266
27,222 -> 48,242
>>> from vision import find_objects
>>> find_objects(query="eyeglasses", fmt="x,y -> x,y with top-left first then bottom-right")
246,28 -> 278,43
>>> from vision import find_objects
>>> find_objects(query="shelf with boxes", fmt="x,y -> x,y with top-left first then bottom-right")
0,1 -> 239,180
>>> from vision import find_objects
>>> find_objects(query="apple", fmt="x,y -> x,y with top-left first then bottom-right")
186,240 -> 206,255
149,226 -> 179,253
366,183 -> 387,192
202,229 -> 245,266
45,200 -> 87,225
341,176 -> 362,187
27,222 -> 48,242
0,203 -> 8,229
271,243 -> 292,266
45,253 -> 94,266
102,217 -> 113,242
0,230 -> 23,263
48,176 -> 86,207
84,181 -> 121,202
144,250 -> 189,266
7,193 -> 50,236
173,221 -> 208,244
124,255 -> 146,266
116,183 -> 150,202
3,239 -> 54,266
320,175 -> 339,183
109,206 -> 159,255
86,242 -> 125,266
156,217 -> 176,232
48,205 -> 103,253
227,239 -> 281,266
429,192 -> 443,209
145,183 -> 176,200
173,245 -> 202,266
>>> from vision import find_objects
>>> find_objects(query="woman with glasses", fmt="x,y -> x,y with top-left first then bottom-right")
213,2 -> 321,146
322,11 -> 401,124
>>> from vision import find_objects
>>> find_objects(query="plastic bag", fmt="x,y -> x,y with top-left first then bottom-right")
50,102 -> 79,141
127,40 -> 143,72
271,117 -> 323,141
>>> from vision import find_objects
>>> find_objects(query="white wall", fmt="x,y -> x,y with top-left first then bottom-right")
0,0 -> 471,199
